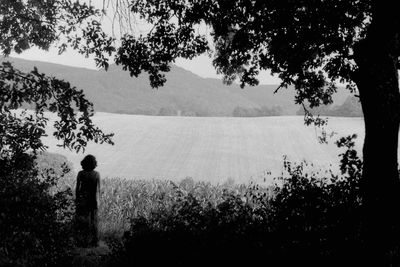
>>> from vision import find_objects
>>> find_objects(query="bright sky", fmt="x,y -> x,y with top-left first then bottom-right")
12,48 -> 281,85
11,0 -> 281,85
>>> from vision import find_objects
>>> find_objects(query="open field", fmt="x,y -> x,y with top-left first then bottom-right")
43,113 -> 365,184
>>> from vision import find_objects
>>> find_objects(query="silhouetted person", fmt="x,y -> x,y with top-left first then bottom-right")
75,154 -> 100,247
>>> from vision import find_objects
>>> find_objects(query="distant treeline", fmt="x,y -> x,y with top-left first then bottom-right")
116,105 -> 284,117
106,95 -> 362,118
26,96 -> 361,117
297,96 -> 363,117
115,107 -> 206,116
232,105 -> 282,117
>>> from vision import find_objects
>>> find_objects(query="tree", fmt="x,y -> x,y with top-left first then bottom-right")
106,0 -> 399,263
0,0 -> 114,151
0,2 -> 114,264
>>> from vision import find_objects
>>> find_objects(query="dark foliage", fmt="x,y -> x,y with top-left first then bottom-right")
1,1 -> 114,152
0,0 -> 114,69
0,152 -> 75,267
108,135 -> 363,266
0,2 -> 114,262
269,135 -> 363,266
106,7 -> 400,256
115,0 -> 372,96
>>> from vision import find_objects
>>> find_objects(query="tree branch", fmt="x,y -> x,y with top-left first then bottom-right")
0,69 -> 38,84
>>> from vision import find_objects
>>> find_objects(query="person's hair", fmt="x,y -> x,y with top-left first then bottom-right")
81,154 -> 97,171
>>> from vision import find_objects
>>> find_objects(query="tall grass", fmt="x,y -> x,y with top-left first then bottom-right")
41,135 -> 371,266
61,176 -> 270,239
102,135 -> 365,266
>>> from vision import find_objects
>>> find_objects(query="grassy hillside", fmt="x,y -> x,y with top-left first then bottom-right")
1,57 -> 352,116
42,113 -> 365,184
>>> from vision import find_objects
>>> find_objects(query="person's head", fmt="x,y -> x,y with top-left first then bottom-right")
81,154 -> 97,171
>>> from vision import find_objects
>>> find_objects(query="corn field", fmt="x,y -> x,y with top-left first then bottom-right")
60,176 -> 268,239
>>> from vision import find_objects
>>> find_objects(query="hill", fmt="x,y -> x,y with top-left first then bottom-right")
1,57 -> 353,116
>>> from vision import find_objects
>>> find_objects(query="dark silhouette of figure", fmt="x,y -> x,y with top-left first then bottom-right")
75,154 -> 100,247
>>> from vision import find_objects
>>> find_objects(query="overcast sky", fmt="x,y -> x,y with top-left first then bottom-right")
12,47 -> 281,85
10,0 -> 281,85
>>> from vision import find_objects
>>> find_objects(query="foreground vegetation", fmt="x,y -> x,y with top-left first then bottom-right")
41,135 -> 365,266
102,136 -> 363,266
1,153 -> 75,266
4,134 -> 385,266
0,108 -> 374,266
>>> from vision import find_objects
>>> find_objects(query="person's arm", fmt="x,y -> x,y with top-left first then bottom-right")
97,172 -> 101,207
76,172 -> 81,199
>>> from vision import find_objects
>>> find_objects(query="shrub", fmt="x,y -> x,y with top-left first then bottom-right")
1,53 -> 112,265
0,107 -> 100,266
269,148 -> 362,264
107,135 -> 363,266
108,186 -> 271,266
0,152 -> 75,267
59,175 -> 249,240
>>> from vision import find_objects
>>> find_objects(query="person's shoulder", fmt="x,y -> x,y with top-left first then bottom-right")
93,170 -> 100,178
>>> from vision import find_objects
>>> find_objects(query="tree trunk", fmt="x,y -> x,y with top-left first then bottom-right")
353,3 -> 400,265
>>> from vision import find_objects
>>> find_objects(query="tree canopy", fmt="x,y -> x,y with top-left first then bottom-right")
106,0 -> 399,263
1,0 -> 400,264
113,1 -> 367,98
0,2 -> 118,264
0,0 -> 115,153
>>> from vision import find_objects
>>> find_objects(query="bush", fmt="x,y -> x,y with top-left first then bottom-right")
269,144 -> 362,265
107,135 -> 363,266
108,186 -> 271,265
0,58 -> 112,266
0,152 -> 75,267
